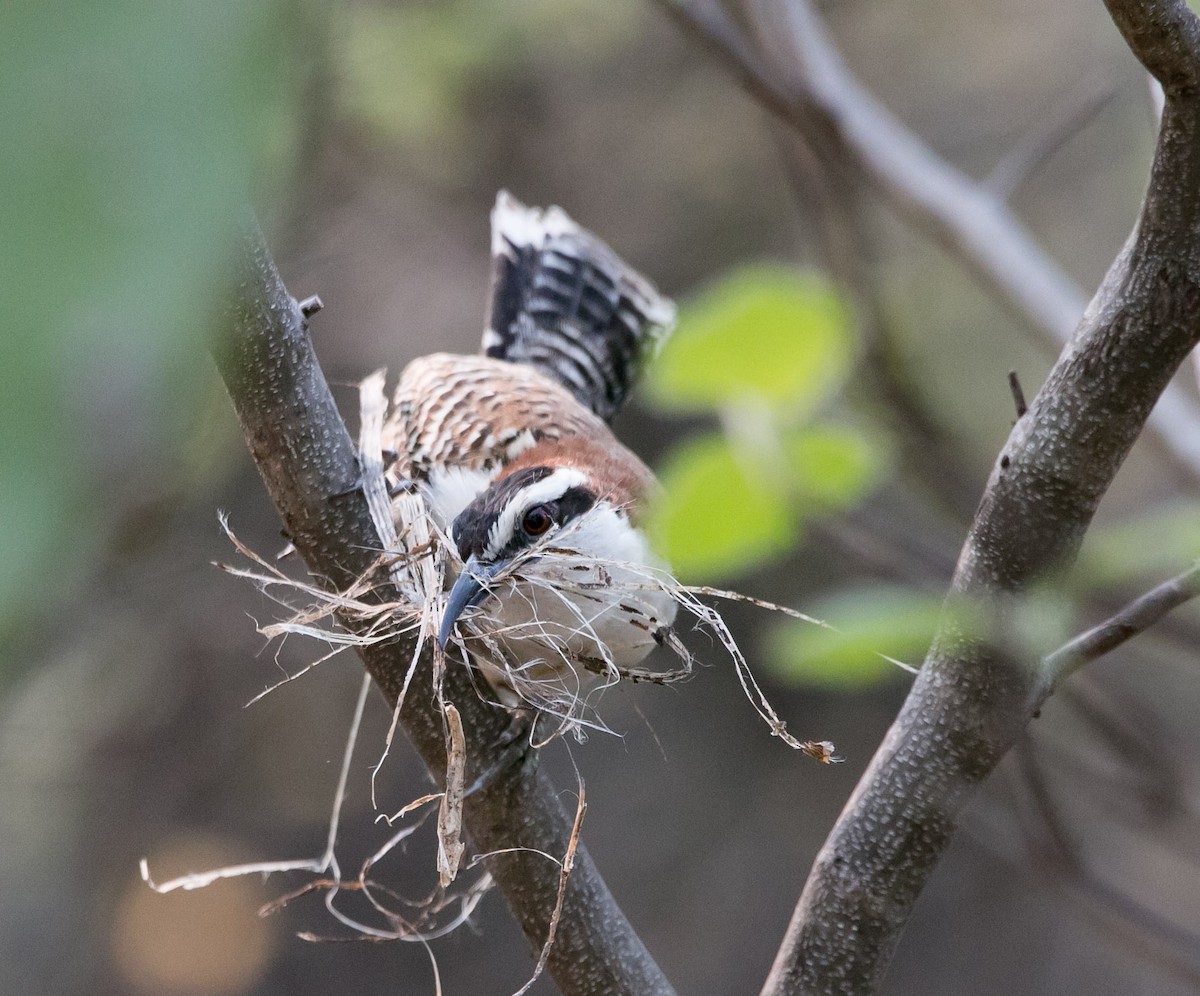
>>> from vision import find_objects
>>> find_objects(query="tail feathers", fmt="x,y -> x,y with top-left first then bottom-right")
482,191 -> 675,423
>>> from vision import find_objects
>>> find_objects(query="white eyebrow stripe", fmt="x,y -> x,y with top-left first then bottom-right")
484,468 -> 589,561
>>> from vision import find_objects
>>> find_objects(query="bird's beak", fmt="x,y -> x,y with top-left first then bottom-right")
438,554 -> 501,649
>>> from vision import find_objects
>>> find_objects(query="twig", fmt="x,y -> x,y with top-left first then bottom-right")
1059,680 -> 1179,819
656,0 -> 1084,335
984,82 -> 1116,200
1007,370 -> 1028,419
769,123 -> 982,521
1013,745 -> 1200,986
211,214 -> 675,996
967,785 -> 1200,991
1044,561 -> 1200,684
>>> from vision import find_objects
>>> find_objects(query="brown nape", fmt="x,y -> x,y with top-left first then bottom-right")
383,352 -> 609,479
498,432 -> 655,523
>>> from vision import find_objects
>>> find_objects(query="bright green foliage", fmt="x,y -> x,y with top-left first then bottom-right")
644,265 -> 895,688
0,0 -> 302,644
788,426 -> 884,510
768,587 -> 948,689
645,266 -> 882,581
646,266 -> 853,415
650,435 -> 798,579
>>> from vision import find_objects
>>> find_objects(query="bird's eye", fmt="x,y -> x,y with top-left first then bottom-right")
522,504 -> 554,536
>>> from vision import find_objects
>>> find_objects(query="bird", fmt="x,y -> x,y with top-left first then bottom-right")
382,192 -> 678,705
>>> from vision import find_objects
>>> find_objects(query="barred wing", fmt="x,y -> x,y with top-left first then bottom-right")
482,191 -> 675,423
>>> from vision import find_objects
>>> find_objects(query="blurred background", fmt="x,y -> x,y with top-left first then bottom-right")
4,0 -> 1200,993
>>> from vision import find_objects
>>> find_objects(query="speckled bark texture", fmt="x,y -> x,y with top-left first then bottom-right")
761,2 -> 1200,993
213,218 -> 675,996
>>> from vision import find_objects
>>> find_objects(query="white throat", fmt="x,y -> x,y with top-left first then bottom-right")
479,499 -> 678,679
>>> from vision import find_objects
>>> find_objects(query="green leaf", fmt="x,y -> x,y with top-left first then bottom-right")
647,422 -> 887,582
647,433 -> 796,580
788,425 -> 885,512
645,266 -> 853,414
768,586 -> 948,689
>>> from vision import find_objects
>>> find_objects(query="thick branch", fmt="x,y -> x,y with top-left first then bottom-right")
212,218 -> 674,996
759,10 -> 1200,996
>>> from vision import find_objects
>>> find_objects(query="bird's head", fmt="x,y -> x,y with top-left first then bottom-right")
437,465 -> 603,649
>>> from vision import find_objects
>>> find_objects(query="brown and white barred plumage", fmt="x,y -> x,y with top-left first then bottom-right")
383,193 -> 676,702
386,353 -> 640,529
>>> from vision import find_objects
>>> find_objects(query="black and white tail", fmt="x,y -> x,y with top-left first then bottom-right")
481,191 -> 675,423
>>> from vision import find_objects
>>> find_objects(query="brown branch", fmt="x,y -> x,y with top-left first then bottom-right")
1044,560 -> 1200,683
657,0 -> 1085,335
655,0 -> 1200,482
752,1 -> 1200,992
212,216 -> 675,996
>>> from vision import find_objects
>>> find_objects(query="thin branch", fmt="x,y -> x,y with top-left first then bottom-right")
755,0 -> 1200,990
657,0 -> 1084,334
1044,560 -> 1200,683
655,0 -> 1200,483
769,123 -> 983,522
211,215 -> 675,996
984,82 -> 1116,200
1060,680 -> 1180,818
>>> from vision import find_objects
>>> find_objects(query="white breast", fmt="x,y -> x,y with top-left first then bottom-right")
474,504 -> 679,681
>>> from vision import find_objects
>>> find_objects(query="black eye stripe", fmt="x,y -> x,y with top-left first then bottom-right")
553,486 -> 597,526
450,467 -> 554,559
450,469 -> 597,562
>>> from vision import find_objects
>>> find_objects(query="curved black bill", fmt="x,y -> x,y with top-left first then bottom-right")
437,555 -> 501,649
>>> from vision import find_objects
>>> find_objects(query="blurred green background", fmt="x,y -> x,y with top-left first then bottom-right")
4,0 -> 1200,993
